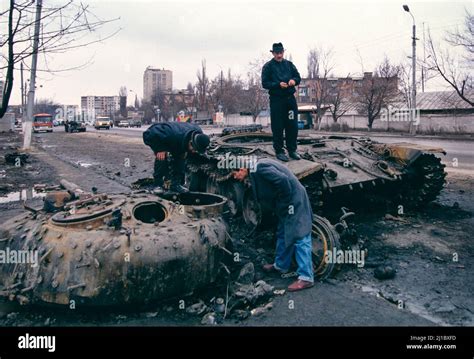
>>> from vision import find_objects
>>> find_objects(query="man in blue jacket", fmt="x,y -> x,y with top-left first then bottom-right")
261,42 -> 301,162
143,122 -> 210,193
233,158 -> 314,291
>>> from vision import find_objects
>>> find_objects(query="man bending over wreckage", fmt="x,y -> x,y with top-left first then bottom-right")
233,158 -> 314,291
143,122 -> 210,194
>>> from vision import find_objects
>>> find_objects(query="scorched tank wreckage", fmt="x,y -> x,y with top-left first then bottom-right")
0,126 -> 447,307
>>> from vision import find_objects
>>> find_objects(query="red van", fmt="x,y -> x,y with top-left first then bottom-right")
33,113 -> 53,133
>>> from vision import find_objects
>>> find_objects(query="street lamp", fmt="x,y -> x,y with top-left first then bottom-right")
403,4 -> 417,134
217,64 -> 223,113
154,106 -> 160,123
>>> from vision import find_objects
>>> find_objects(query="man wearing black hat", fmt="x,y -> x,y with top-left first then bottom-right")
262,42 -> 301,162
143,122 -> 210,194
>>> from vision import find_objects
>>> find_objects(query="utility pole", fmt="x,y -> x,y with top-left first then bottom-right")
412,21 -> 416,134
422,22 -> 426,93
219,69 -> 223,113
403,4 -> 417,135
20,62 -> 24,116
23,0 -> 43,150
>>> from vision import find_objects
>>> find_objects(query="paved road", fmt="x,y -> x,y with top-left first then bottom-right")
69,126 -> 474,174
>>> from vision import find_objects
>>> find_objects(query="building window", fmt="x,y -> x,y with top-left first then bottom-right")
298,87 -> 308,97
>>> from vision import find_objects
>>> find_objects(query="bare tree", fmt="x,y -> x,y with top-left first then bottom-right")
246,55 -> 269,123
134,95 -> 139,109
0,0 -> 120,118
425,11 -> 473,107
1,0 -> 15,119
307,48 -> 320,79
208,69 -> 246,114
327,77 -> 350,123
398,63 -> 418,109
306,46 -> 335,127
186,82 -> 194,93
140,101 -> 155,124
355,57 -> 400,130
33,98 -> 61,115
445,9 -> 474,57
119,86 -> 127,118
151,87 -> 171,121
195,59 -> 210,112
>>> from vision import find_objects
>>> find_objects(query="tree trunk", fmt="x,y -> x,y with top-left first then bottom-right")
0,0 -> 15,119
367,116 -> 374,131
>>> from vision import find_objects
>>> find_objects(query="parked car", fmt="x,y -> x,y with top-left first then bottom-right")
64,120 -> 86,133
33,114 -> 53,133
117,120 -> 130,128
94,116 -> 111,130
128,118 -> 142,128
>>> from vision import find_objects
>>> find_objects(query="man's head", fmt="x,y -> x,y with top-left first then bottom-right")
232,168 -> 249,182
188,132 -> 210,154
270,42 -> 285,62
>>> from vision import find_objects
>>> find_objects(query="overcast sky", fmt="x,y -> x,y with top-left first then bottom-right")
5,0 -> 472,106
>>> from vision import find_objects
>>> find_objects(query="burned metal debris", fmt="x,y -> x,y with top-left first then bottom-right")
0,183 -> 230,307
186,128 -> 447,219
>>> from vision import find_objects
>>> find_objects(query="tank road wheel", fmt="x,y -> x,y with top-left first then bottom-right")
312,215 -> 341,280
242,188 -> 261,228
207,179 -> 244,216
219,181 -> 244,216
398,153 -> 447,207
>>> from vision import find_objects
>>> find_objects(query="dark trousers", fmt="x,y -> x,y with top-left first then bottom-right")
269,95 -> 298,153
153,153 -> 185,187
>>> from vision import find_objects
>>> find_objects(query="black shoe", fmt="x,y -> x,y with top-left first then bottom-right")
288,151 -> 301,160
169,184 -> 189,194
276,152 -> 289,162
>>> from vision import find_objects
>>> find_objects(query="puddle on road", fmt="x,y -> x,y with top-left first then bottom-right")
0,189 -> 46,204
74,161 -> 97,168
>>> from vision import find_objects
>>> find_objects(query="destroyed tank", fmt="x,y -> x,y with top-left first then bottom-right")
0,181 -> 230,306
185,126 -> 447,275
0,128 -> 447,307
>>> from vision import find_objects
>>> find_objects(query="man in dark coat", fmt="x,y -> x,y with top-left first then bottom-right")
233,158 -> 314,291
261,42 -> 301,162
143,122 -> 210,193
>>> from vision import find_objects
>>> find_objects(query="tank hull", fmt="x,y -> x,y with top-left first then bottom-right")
0,192 -> 229,306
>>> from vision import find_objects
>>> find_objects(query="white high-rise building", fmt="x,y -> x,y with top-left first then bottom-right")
80,96 -> 121,119
143,67 -> 173,103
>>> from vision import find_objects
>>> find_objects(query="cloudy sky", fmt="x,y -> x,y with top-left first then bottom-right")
5,0 -> 472,106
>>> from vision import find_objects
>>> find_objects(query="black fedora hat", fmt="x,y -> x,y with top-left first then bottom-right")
270,42 -> 285,53
191,133 -> 210,154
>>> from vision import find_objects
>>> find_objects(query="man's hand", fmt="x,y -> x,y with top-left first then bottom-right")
156,152 -> 167,161
288,79 -> 296,87
280,82 -> 288,89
